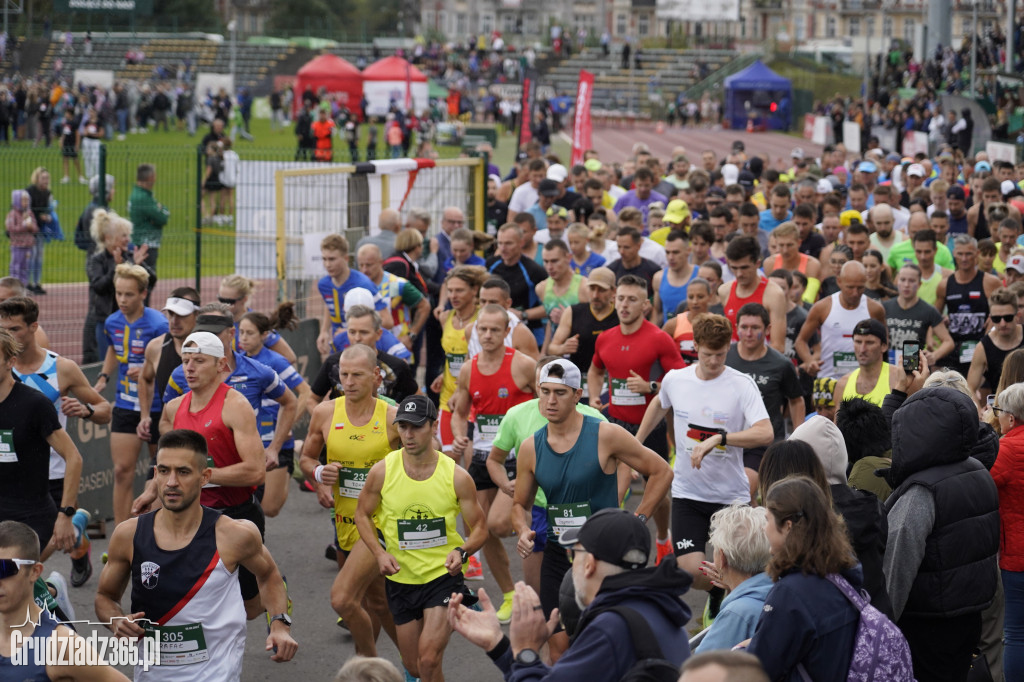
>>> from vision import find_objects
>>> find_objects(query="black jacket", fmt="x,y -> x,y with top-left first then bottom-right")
831,483 -> 892,618
881,389 -> 999,469
86,249 -> 157,321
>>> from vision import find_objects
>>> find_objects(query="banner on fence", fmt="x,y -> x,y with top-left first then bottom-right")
843,121 -> 862,154
70,319 -> 322,523
871,125 -> 897,154
987,141 -> 1018,164
571,70 -> 594,167
902,131 -> 930,157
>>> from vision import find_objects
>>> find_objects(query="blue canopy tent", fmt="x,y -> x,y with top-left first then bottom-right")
724,60 -> 792,131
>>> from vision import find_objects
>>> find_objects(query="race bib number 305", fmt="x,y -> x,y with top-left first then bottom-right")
144,623 -> 209,666
397,517 -> 447,550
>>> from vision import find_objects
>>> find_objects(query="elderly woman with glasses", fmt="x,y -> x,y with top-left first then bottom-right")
993,383 -> 1024,680
694,504 -> 773,653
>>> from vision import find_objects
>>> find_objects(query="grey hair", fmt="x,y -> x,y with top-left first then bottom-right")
708,504 -> 771,576
953,234 -> 978,249
198,302 -> 232,318
406,207 -> 431,226
333,656 -> 402,682
345,304 -> 382,332
922,370 -> 972,400
998,383 -> 1024,421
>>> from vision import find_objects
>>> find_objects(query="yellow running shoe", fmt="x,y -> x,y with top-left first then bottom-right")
496,591 -> 515,624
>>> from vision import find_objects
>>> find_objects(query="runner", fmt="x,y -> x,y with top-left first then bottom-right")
883,264 -> 954,366
586,274 -> 683,560
465,278 -> 540,360
720,235 -> 787,352
429,266 -> 486,454
0,297 -> 109,584
300,344 -> 402,658
451,305 -> 535,624
635,313 -> 772,598
316,234 -> 389,355
834,319 -> 898,407
909,228 -> 954,306
536,240 -> 589,353
967,288 -> 1024,401
96,429 -> 297,679
935,234 -> 1003,377
548,267 -> 619,398
652,230 -> 698,325
763,221 -> 822,303
357,244 -> 431,352
726,303 -> 805,498
0,521 -> 129,681
218,274 -> 297,364
135,288 -> 201,452
354,395 -> 488,682
512,359 -> 672,656
662,277 -> 714,366
238,310 -> 310,518
93,263 -> 169,527
333,292 -> 413,362
795,261 -> 886,380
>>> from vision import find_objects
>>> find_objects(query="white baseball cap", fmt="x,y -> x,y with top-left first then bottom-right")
538,358 -> 582,389
547,163 -> 569,183
907,163 -> 926,178
343,287 -> 375,313
162,296 -> 198,316
181,331 -> 225,359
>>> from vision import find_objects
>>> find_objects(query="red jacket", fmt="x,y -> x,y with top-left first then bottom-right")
992,424 -> 1024,571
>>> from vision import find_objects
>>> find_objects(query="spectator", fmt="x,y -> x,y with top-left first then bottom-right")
74,174 -> 115,257
992,382 -> 1024,681
333,656 -> 402,682
835,398 -> 893,501
6,189 -> 37,286
694,505 -> 772,653
885,384 -> 1000,682
680,651 -> 769,682
24,167 -> 51,295
127,163 -> 169,271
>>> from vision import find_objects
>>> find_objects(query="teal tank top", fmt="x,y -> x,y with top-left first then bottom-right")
533,415 -> 618,540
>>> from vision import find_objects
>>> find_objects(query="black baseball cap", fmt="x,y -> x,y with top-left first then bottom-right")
539,179 -> 560,197
732,140 -> 745,152
852,318 -> 888,344
394,395 -> 439,426
946,185 -> 966,201
558,508 -> 650,570
193,313 -> 233,334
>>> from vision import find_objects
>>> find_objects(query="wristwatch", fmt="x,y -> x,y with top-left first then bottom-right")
85,403 -> 95,418
456,547 -> 469,564
515,649 -> 540,666
636,513 -> 649,524
269,613 -> 292,627
59,507 -> 76,517
649,381 -> 659,394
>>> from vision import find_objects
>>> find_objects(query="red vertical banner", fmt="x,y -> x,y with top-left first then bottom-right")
517,73 -> 536,149
571,69 -> 595,167
404,61 -> 413,111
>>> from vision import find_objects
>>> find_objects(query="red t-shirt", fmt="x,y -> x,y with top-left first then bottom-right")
592,319 -> 685,424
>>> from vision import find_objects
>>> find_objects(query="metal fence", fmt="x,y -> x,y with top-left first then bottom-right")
0,143 -> 484,362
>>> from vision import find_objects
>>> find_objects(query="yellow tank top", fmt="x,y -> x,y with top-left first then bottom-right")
918,270 -> 942,306
441,308 -> 477,409
326,397 -> 392,551
842,363 -> 891,407
377,449 -> 464,585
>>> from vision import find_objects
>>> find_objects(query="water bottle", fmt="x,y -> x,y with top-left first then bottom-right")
70,509 -> 91,559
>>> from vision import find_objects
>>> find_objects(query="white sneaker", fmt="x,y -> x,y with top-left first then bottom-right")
46,571 -> 76,621
78,176 -> 87,185
60,176 -> 70,184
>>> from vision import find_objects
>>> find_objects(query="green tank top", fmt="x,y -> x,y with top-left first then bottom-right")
918,269 -> 942,306
377,449 -> 465,585
543,274 -> 584,315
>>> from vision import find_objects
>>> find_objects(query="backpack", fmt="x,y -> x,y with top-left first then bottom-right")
798,574 -> 915,682
603,606 -> 681,682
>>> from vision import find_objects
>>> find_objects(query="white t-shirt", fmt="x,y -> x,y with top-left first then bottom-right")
606,237 -> 667,268
509,183 -> 540,214
659,365 -> 770,504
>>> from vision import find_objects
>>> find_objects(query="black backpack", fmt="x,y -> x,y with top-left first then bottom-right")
604,606 -> 681,682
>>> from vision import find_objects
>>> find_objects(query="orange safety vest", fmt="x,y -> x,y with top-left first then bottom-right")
312,119 -> 334,161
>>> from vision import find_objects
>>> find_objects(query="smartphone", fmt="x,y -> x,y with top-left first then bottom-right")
902,341 -> 920,373
988,394 -> 996,409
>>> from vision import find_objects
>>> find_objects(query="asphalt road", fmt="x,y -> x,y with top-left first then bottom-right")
57,477 -> 707,680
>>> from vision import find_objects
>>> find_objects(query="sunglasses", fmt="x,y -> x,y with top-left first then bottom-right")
566,546 -> 588,564
992,314 -> 1016,324
0,558 -> 37,579
993,406 -> 1008,415
217,296 -> 241,305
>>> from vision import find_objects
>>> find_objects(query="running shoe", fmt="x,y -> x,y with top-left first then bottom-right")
325,544 -> 337,561
101,551 -> 108,564
496,592 -> 514,624
299,480 -> 316,493
336,616 -> 350,631
46,572 -> 75,621
464,555 -> 484,581
70,545 -> 92,587
655,536 -> 673,566
404,670 -> 419,682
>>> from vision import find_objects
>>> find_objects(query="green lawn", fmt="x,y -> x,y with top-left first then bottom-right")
0,115 -> 543,286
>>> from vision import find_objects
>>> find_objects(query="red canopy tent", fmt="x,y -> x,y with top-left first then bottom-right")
361,56 -> 429,117
292,54 -> 364,119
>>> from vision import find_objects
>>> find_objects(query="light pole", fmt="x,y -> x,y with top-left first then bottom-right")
228,19 -> 237,89
969,0 -> 977,97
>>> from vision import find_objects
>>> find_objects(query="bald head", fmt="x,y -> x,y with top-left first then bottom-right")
340,343 -> 378,369
840,260 -> 867,281
442,206 -> 467,235
379,209 -> 401,233
356,244 -> 384,282
907,212 -> 929,235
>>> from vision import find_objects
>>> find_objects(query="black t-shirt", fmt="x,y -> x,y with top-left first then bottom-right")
485,200 -> 509,236
311,351 -> 417,404
799,232 -> 826,259
567,303 -> 619,375
0,381 -> 62,501
607,257 -> 661,295
485,256 -> 549,330
883,298 -> 943,354
725,345 -> 803,441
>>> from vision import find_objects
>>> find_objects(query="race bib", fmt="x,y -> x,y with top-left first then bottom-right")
337,466 -> 371,499
447,353 -> 467,375
686,424 -> 727,453
833,351 -> 858,372
610,377 -> 645,406
144,623 -> 209,666
0,430 -> 16,463
396,517 -> 447,550
547,502 -> 591,539
476,414 -> 502,442
960,341 -> 978,364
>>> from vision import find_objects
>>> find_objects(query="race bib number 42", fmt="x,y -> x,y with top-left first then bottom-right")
396,517 -> 447,550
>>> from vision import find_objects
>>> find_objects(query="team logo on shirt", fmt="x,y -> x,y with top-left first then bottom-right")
403,504 -> 437,519
498,387 -> 508,399
140,561 -> 160,589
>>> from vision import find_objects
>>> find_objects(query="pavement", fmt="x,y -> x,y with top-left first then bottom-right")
56,477 -> 707,680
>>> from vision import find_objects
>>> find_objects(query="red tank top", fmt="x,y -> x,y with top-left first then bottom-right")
771,252 -> 809,274
724,277 -> 769,340
672,314 -> 697,366
173,383 -> 251,508
469,348 -> 533,450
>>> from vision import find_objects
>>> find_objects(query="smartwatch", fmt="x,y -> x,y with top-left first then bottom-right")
515,649 -> 541,666
649,381 -> 659,394
456,547 -> 469,564
85,403 -> 95,418
719,431 -> 728,448
269,613 -> 292,627
59,507 -> 76,517
98,372 -> 110,381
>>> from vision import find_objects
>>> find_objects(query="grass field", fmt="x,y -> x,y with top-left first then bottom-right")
0,115 -> 555,286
